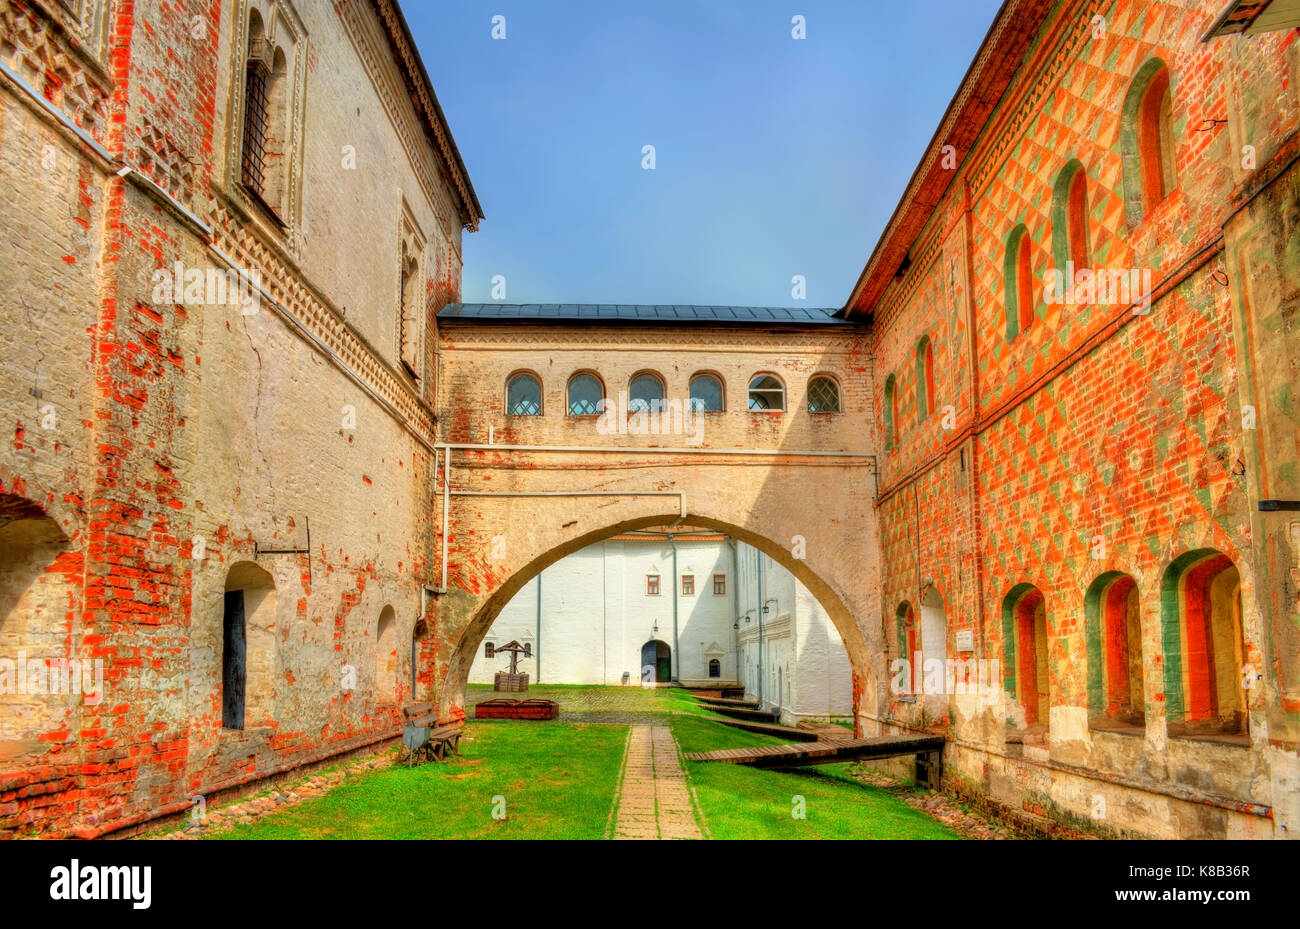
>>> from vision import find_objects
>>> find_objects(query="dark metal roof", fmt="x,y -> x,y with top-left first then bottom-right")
438,304 -> 859,327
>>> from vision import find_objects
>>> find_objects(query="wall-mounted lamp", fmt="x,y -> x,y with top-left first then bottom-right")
763,598 -> 779,615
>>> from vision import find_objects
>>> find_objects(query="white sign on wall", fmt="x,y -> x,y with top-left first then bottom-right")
955,629 -> 975,653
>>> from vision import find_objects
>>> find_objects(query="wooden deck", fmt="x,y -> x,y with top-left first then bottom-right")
684,734 -> 946,770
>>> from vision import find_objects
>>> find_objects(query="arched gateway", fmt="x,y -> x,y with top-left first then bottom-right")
429,304 -> 884,733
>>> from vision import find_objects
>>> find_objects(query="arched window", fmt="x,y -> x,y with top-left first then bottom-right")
1001,584 -> 1049,730
240,13 -> 270,197
883,374 -> 898,450
689,374 -> 724,411
1051,160 -> 1091,276
1122,59 -> 1176,224
628,372 -> 665,412
567,373 -> 604,415
376,606 -> 397,705
1161,550 -> 1246,735
708,658 -> 721,679
506,373 -> 542,415
1084,573 -> 1143,726
807,375 -> 840,413
920,587 -> 947,668
895,602 -> 918,695
1004,224 -> 1035,340
240,14 -> 289,214
915,337 -> 935,421
398,246 -> 420,377
747,374 -> 785,411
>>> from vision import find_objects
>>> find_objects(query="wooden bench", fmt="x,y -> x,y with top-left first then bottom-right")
401,702 -> 463,765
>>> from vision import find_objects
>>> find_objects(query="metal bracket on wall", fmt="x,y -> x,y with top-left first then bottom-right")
1259,501 -> 1300,512
255,516 -> 312,583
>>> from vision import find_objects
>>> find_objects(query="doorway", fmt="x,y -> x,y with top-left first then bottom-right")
641,639 -> 671,684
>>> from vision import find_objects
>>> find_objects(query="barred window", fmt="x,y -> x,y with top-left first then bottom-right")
629,373 -> 664,412
507,374 -> 542,415
689,374 -> 724,411
241,61 -> 270,196
568,374 -> 604,415
807,376 -> 840,413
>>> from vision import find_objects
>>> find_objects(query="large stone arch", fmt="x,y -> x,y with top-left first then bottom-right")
435,499 -> 883,734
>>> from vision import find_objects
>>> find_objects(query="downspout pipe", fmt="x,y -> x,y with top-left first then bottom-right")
757,551 -> 765,707
728,537 -> 740,684
414,585 -> 437,699
669,533 -> 680,683
535,571 -> 542,684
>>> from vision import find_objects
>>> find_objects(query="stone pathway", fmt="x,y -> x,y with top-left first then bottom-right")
609,725 -> 705,840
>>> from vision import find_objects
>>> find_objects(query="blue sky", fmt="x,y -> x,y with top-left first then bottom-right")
405,1 -> 1003,308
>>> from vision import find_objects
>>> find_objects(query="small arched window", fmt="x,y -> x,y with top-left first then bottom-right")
689,374 -> 724,411
883,374 -> 897,450
376,606 -> 397,705
748,375 -> 785,411
896,602 -> 918,694
915,337 -> 935,421
567,373 -> 604,415
1004,224 -> 1035,340
1051,161 -> 1091,275
240,14 -> 288,215
628,373 -> 665,412
1122,59 -> 1176,224
807,375 -> 840,413
708,659 -> 721,679
506,373 -> 542,415
398,247 -> 420,377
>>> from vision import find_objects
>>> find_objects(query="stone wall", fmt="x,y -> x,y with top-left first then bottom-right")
0,0 -> 469,837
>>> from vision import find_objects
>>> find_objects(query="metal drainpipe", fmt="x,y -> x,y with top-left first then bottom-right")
757,550 -> 764,707
728,537 -> 740,685
535,570 -> 542,684
669,533 -> 680,683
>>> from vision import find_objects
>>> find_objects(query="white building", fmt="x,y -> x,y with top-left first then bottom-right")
469,529 -> 853,725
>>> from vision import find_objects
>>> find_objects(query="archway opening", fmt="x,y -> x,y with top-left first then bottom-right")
222,561 -> 277,731
440,513 -> 878,735
1002,584 -> 1049,738
0,493 -> 80,756
1161,549 -> 1246,737
1084,572 -> 1143,728
641,639 -> 672,685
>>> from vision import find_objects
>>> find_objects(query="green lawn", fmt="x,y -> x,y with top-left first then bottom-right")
202,687 -> 959,840
670,714 -> 959,840
209,721 -> 626,840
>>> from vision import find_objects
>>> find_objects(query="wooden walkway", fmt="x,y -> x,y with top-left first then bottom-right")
708,717 -> 823,741
693,696 -> 759,709
703,705 -> 780,723
684,734 -> 945,770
